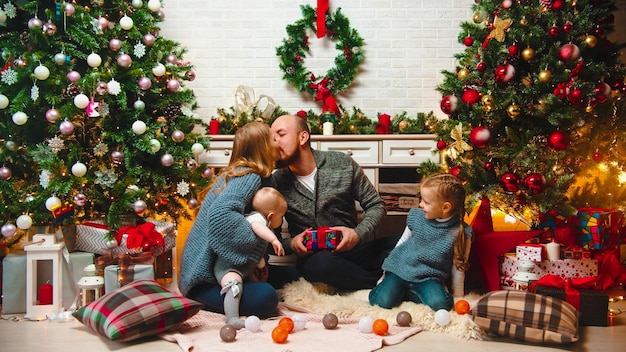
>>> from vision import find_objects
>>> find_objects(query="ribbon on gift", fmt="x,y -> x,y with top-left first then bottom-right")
375,114 -> 391,134
309,77 -> 340,116
234,85 -> 276,119
530,274 -> 599,310
96,252 -> 154,287
306,226 -> 338,250
114,221 -> 164,254
316,0 -> 329,38
592,248 -> 626,290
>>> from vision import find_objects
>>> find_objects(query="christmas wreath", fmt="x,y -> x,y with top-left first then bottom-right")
276,4 -> 364,115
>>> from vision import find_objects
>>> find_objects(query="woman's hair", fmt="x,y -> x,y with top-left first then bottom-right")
200,122 -> 275,199
421,173 -> 470,271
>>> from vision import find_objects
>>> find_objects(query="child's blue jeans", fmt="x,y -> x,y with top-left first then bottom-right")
368,272 -> 453,311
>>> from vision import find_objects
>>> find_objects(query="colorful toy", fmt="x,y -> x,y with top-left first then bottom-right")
358,316 -> 374,333
278,317 -> 295,333
454,300 -> 471,315
322,313 -> 339,329
244,315 -> 261,332
372,319 -> 389,336
396,311 -> 412,326
219,324 -> 237,342
434,309 -> 451,326
271,326 -> 289,343
303,226 -> 340,250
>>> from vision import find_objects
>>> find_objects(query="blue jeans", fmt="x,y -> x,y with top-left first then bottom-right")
368,272 -> 453,311
186,282 -> 278,319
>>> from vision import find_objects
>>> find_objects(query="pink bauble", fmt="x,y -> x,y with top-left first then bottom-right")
166,53 -> 177,64
73,193 -> 87,207
186,158 -> 198,169
469,126 -> 491,148
185,71 -> 196,81
138,76 -> 152,90
43,21 -> 57,35
109,38 -> 122,51
59,120 -> 75,135
171,130 -> 185,142
65,3 -> 75,16
167,79 -> 180,92
547,130 -> 570,151
142,33 -> 156,46
0,166 -> 12,180
96,81 -> 108,95
117,53 -> 132,68
161,154 -> 174,167
558,43 -> 580,61
440,95 -> 458,115
187,198 -> 199,210
461,88 -> 481,105
502,0 -> 513,8
28,17 -> 43,29
67,70 -> 81,82
46,108 -> 60,123
110,150 -> 125,164
499,172 -> 520,194
495,63 -> 516,84
202,168 -> 213,178
98,16 -> 109,30
2,223 -> 17,238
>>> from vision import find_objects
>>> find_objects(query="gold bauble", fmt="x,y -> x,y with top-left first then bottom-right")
398,120 -> 409,132
584,35 -> 597,48
481,94 -> 494,106
536,99 -> 549,112
218,115 -> 226,123
520,17 -> 528,26
577,124 -> 592,137
507,103 -> 521,118
521,47 -> 535,61
552,164 -> 565,176
538,70 -> 552,83
349,124 -> 356,132
472,12 -> 483,23
457,68 -> 470,80
585,104 -> 594,113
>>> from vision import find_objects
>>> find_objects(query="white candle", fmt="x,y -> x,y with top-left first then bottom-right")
323,121 -> 334,135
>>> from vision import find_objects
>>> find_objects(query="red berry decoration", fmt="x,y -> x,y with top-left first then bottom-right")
547,130 -> 570,151
436,139 -> 447,151
469,126 -> 491,148
499,172 -> 520,194
463,36 -> 474,46
440,95 -> 458,115
461,88 -> 481,105
523,173 -> 547,194
593,152 -> 603,162
495,63 -> 515,85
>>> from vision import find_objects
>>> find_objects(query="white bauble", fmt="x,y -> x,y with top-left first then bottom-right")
434,309 -> 451,326
71,162 -> 87,177
152,63 -> 166,76
292,314 -> 307,331
45,196 -> 62,211
74,94 -> 90,109
34,65 -> 50,80
0,94 -> 9,109
87,52 -> 102,67
132,0 -> 144,8
54,52 -> 67,65
12,111 -> 28,125
358,317 -> 374,333
119,15 -> 134,30
244,315 -> 261,332
191,142 -> 205,156
132,120 -> 147,135
16,215 -> 33,230
149,139 -> 161,153
0,10 -> 7,24
148,0 -> 161,12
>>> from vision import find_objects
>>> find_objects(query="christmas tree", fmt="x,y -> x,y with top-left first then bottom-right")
428,0 -> 626,224
0,0 -> 210,247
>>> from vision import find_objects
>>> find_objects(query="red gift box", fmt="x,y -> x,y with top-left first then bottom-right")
303,227 -> 339,251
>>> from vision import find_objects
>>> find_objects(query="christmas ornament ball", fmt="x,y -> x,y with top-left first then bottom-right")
463,37 -> 474,47
187,198 -> 199,210
152,63 -> 166,76
34,65 -> 50,80
220,324 -> 237,342
436,140 -> 447,151
538,70 -> 552,83
59,120 -> 75,135
2,223 -> 17,238
0,93 -> 9,109
16,215 -> 33,230
117,53 -> 132,68
457,67 -> 470,79
450,165 -> 463,179
132,0 -> 144,8
171,130 -> 185,142
71,162 -> 87,177
106,238 -> 118,249
585,35 -> 598,48
74,94 -> 90,109
65,3 -> 75,15
202,168 -> 213,178
132,120 -> 147,135
523,173 -> 546,194
148,0 -> 162,12
440,95 -> 458,115
469,126 -> 490,148
12,111 -> 28,125
507,103 -> 521,118
521,47 -> 535,61
119,15 -> 134,30
150,139 -> 161,153
110,150 -> 125,164
434,309 -> 451,326
87,52 -> 102,67
454,300 -> 471,315
143,33 -> 156,46
593,152 -> 603,162
133,200 -> 147,215
134,99 -> 146,111
186,158 -> 198,169
558,43 -> 581,62
372,319 -> 389,336
5,140 -> 17,151
161,154 -> 175,167
191,142 -> 205,155
73,193 -> 87,207
109,38 -> 122,51
322,313 -> 338,329
499,172 -> 520,194
54,52 -> 67,65
547,130 -> 570,151
396,311 -> 412,327
67,70 -> 81,82
244,315 -> 261,332
461,88 -> 480,105
0,166 -> 12,180
167,79 -> 181,92
358,316 -> 374,333
495,63 -> 516,84
398,120 -> 409,132
185,71 -> 196,81
28,17 -> 43,29
138,76 -> 152,90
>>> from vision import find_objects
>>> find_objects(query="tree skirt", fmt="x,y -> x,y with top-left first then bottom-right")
279,278 -> 488,341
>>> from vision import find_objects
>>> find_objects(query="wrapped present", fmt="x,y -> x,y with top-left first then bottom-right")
561,247 -> 592,260
76,219 -> 176,256
530,275 -> 609,326
576,208 -> 621,250
1,250 -> 94,314
500,254 -> 598,281
303,226 -> 340,251
499,275 -> 516,290
516,244 -> 544,262
104,263 -> 154,293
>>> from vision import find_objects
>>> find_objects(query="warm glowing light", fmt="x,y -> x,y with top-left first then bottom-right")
619,172 -> 626,184
597,162 -> 609,172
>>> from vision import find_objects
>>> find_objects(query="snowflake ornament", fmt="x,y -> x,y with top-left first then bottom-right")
177,180 -> 190,196
107,78 -> 121,95
39,170 -> 52,189
31,83 -> 39,101
134,42 -> 146,58
91,18 -> 103,34
181,103 -> 193,117
3,2 -> 17,18
93,142 -> 109,157
47,136 -> 65,153
95,168 -> 118,188
99,102 -> 110,117
1,68 -> 17,85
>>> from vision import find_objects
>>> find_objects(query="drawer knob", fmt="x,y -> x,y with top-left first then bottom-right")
224,149 -> 231,156
346,149 -> 353,156
408,148 -> 415,156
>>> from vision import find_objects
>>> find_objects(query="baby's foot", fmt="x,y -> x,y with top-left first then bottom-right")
226,317 -> 245,330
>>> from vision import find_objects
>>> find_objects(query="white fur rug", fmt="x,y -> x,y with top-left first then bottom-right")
279,278 -> 488,341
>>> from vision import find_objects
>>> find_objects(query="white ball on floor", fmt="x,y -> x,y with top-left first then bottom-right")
434,309 -> 451,326
245,315 -> 261,332
358,316 -> 374,333
292,314 -> 307,331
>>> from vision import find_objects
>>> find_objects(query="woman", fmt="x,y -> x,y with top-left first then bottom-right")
179,122 -> 279,319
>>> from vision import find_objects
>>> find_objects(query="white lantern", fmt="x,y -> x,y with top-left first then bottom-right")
512,260 -> 540,291
24,236 -> 65,320
77,264 -> 104,307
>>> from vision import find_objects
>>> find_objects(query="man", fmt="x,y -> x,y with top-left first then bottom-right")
269,114 -> 399,290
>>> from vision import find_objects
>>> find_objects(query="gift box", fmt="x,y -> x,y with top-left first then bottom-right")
576,208 -> 622,250
104,263 -> 155,293
303,227 -> 339,251
1,250 -> 94,314
500,254 -> 598,281
516,244 -> 544,262
561,247 -> 592,260
533,282 -> 609,326
76,219 -> 176,256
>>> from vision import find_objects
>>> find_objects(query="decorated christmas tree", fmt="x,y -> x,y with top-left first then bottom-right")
0,0 -> 210,248
427,0 -> 626,224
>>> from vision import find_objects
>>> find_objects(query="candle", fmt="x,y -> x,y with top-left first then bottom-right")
39,282 -> 53,305
323,121 -> 334,135
209,119 -> 220,135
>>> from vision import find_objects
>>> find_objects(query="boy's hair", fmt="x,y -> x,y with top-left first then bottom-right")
252,187 -> 287,216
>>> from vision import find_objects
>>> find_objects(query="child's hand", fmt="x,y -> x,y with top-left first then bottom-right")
272,239 -> 285,256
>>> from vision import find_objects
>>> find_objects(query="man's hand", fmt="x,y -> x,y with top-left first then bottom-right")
291,229 -> 310,257
331,226 -> 360,252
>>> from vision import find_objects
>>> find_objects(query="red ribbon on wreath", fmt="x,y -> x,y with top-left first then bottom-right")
114,222 -> 164,253
317,0 -> 329,38
310,77 -> 340,115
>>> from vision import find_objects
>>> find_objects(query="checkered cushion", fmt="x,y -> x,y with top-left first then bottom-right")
72,279 -> 203,342
470,290 -> 579,344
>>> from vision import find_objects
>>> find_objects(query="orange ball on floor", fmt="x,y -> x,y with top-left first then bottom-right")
372,319 -> 389,336
454,299 -> 471,315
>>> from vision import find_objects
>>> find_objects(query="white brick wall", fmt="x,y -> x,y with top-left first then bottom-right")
158,0 -> 625,123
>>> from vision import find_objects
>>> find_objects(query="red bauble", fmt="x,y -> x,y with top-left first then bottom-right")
495,63 -> 516,84
499,172 -> 520,194
547,130 -> 570,151
558,43 -> 580,61
450,166 -> 463,179
436,139 -> 447,150
563,21 -> 573,34
469,126 -> 491,148
548,26 -> 559,37
462,88 -> 481,105
508,44 -> 519,56
523,173 -> 546,195
440,95 -> 458,115
463,36 -> 474,46
552,0 -> 564,10
476,61 -> 486,72
567,88 -> 585,106
593,152 -> 603,162
484,161 -> 494,172
594,82 -> 611,97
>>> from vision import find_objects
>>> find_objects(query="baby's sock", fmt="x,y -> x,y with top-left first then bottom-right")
221,280 -> 245,329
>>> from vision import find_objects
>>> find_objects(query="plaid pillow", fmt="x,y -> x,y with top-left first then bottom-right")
72,279 -> 203,342
470,290 -> 579,344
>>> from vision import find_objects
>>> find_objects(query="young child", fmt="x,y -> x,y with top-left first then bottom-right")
368,173 -> 473,311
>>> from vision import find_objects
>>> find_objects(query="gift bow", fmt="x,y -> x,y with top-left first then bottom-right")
307,226 -> 338,250
309,77 -> 340,116
530,274 -> 598,310
316,0 -> 329,38
114,221 -> 164,253
234,85 -> 276,119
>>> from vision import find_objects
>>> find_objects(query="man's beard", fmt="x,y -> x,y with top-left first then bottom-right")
275,147 -> 300,169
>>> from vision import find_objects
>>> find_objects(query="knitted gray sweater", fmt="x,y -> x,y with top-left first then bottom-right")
178,171 -> 268,295
382,208 -> 471,283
